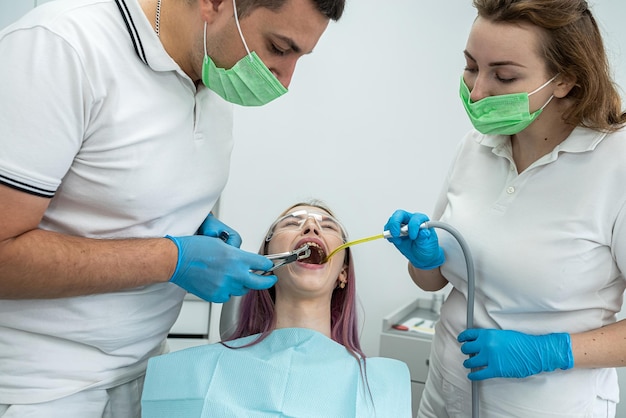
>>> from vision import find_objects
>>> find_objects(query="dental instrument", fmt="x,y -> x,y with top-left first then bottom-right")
218,230 -> 230,242
265,244 -> 311,272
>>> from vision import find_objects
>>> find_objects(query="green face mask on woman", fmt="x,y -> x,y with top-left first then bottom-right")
459,74 -> 558,135
201,0 -> 287,106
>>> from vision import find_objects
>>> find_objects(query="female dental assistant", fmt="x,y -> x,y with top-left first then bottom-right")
0,0 -> 344,416
385,0 -> 626,416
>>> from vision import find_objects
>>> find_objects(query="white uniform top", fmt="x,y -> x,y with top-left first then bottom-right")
426,126 -> 626,417
0,0 -> 233,404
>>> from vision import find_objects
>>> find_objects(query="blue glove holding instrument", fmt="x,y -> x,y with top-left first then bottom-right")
458,328 -> 574,380
384,209 -> 445,270
166,214 -> 276,303
197,213 -> 243,247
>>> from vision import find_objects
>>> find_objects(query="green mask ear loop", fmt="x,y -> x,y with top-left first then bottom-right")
232,0 -> 254,62
202,0 -> 252,60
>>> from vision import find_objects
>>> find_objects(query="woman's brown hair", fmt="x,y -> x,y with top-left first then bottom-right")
473,0 -> 626,131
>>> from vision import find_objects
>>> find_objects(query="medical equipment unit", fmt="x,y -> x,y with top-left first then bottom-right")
380,295 -> 440,414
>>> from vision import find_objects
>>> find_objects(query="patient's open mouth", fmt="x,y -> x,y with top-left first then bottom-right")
300,242 -> 326,264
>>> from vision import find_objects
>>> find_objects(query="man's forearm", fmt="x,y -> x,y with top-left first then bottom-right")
0,229 -> 176,299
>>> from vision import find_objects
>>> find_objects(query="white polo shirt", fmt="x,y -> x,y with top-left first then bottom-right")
0,0 -> 233,404
428,126 -> 626,416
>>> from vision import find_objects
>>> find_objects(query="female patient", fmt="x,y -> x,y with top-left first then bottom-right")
141,201 -> 411,417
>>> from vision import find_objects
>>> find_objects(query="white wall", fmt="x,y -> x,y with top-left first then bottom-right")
0,0 -> 56,29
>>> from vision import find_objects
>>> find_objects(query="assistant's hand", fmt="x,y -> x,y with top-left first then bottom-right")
384,209 -> 445,270
197,213 -> 242,248
458,328 -> 574,381
165,235 -> 276,303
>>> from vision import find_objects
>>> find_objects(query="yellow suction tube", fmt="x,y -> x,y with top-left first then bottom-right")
324,225 -> 409,263
323,233 -> 385,263
324,225 -> 410,263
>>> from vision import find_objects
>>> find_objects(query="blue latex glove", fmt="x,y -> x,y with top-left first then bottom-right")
197,213 -> 243,247
384,209 -> 445,270
166,215 -> 276,302
458,328 -> 574,381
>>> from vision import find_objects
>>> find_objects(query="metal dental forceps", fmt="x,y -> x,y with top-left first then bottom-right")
265,244 -> 310,272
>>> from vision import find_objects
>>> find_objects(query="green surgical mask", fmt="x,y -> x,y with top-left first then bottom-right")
201,0 -> 287,106
459,75 -> 557,135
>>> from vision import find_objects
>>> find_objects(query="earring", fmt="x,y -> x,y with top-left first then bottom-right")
338,280 -> 346,289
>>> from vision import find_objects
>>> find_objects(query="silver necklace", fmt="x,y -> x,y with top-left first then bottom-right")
155,0 -> 162,37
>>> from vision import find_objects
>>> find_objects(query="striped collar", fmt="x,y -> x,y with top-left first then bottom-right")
114,0 -> 148,64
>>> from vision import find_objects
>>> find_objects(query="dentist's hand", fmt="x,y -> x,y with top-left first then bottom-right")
458,328 -> 574,381
384,210 -> 445,270
197,213 -> 242,247
165,218 -> 276,302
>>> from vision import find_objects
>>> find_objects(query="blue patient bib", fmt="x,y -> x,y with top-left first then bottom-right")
141,328 -> 411,417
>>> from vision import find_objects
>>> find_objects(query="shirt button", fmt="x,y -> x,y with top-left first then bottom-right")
506,186 -> 515,194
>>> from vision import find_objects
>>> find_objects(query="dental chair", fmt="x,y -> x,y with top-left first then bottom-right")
218,295 -> 241,340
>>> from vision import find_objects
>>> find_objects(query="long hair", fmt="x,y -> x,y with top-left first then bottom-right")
223,200 -> 365,361
473,0 -> 626,131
